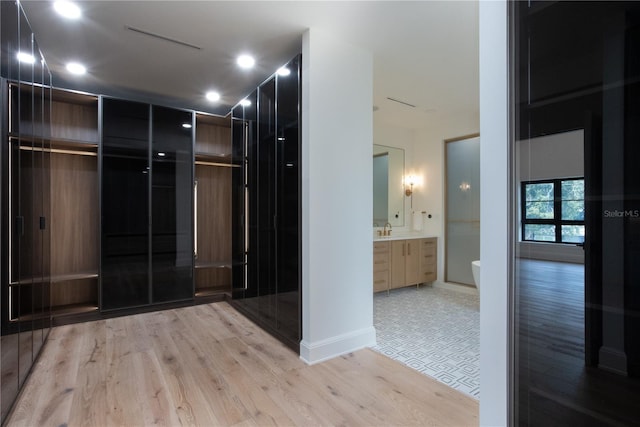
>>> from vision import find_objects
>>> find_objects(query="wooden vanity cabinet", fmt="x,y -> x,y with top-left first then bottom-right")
373,241 -> 390,292
421,238 -> 437,282
375,237 -> 437,292
390,239 -> 421,289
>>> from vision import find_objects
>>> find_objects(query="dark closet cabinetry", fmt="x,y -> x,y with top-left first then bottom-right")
232,55 -> 301,350
101,99 -> 194,310
1,1 -> 52,422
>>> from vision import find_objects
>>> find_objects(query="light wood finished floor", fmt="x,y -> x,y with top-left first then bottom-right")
6,302 -> 478,426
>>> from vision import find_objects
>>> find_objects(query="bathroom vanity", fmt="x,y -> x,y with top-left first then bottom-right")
373,236 -> 437,293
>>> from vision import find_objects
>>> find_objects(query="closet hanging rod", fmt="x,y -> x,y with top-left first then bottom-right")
19,145 -> 97,157
195,160 -> 240,168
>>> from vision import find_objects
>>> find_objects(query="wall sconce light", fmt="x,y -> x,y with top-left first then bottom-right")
405,175 -> 416,208
405,175 -> 415,197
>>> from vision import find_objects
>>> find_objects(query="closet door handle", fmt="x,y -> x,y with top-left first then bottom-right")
408,242 -> 411,256
194,180 -> 198,259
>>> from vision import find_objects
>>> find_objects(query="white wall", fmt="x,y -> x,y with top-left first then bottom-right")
300,28 -> 376,364
519,130 -> 584,181
479,1 -> 509,425
518,130 -> 585,263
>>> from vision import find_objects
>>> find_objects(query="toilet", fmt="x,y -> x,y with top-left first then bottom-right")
471,260 -> 481,291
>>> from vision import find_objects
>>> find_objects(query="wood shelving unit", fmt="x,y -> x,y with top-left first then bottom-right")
194,113 -> 234,296
48,90 -> 99,316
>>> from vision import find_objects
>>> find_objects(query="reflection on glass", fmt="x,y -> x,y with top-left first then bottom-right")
523,224 -> 555,242
151,106 -> 193,303
101,99 -> 150,310
513,2 -> 640,425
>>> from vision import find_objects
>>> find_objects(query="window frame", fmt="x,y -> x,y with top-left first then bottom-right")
520,177 -> 584,244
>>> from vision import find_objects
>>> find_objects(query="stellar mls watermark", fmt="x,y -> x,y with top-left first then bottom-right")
603,209 -> 640,218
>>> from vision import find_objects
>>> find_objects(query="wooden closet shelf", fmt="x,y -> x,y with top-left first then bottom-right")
50,272 -> 99,283
195,261 -> 239,269
9,272 -> 98,286
194,287 -> 228,297
10,133 -> 99,147
12,136 -> 98,156
50,303 -> 99,317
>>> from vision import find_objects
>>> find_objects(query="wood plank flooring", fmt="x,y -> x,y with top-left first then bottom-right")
6,302 -> 478,426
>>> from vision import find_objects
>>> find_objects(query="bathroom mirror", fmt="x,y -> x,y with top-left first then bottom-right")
373,144 -> 405,227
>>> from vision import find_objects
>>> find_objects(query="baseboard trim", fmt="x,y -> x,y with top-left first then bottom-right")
300,326 -> 377,365
598,346 -> 628,376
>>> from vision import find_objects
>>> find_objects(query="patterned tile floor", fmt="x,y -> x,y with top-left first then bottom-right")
372,285 -> 480,399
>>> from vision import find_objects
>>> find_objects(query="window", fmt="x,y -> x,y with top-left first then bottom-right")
521,178 -> 584,243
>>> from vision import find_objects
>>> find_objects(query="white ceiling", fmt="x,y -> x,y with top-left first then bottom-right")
21,0 -> 479,128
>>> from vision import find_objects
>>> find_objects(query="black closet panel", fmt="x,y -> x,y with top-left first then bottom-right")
275,55 -> 301,344
231,103 -> 248,298
257,78 -> 277,324
230,54 -> 301,351
1,2 -> 53,421
101,98 -> 150,310
150,106 -> 193,303
245,91 -> 259,301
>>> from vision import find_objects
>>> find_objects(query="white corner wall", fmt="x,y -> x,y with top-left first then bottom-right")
479,0 -> 509,425
300,28 -> 376,364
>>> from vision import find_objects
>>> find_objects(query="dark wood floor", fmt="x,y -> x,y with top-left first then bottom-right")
516,259 -> 640,426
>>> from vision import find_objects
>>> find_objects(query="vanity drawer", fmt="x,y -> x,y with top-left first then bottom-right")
373,253 -> 390,272
421,247 -> 436,260
373,271 -> 390,292
373,241 -> 390,253
421,238 -> 436,251
422,270 -> 437,282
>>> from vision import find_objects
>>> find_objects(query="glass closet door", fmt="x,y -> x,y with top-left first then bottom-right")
16,9 -> 34,388
512,2 -> 640,425
1,1 -> 21,420
257,77 -> 277,325
151,106 -> 193,303
101,99 -> 150,310
275,56 -> 301,345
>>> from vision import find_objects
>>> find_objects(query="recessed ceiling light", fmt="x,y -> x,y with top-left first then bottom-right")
66,62 -> 86,75
17,51 -> 35,64
277,67 -> 291,76
182,123 -> 192,129
53,1 -> 81,19
239,99 -> 251,107
206,91 -> 221,102
237,54 -> 255,69
158,152 -> 166,157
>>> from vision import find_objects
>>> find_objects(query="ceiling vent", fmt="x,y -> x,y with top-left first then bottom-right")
125,25 -> 202,50
386,97 -> 416,108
